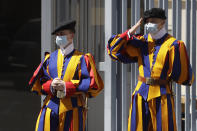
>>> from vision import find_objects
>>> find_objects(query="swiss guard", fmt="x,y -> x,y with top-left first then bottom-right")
28,20 -> 104,131
107,8 -> 194,131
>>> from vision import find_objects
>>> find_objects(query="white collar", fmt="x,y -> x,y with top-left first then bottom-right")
60,42 -> 74,56
150,26 -> 167,40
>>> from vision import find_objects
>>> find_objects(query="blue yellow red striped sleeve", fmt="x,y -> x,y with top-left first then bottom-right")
107,30 -> 143,63
28,53 -> 53,95
169,40 -> 194,86
83,53 -> 104,97
68,54 -> 104,98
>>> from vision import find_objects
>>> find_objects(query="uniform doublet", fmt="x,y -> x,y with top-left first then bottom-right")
107,29 -> 194,131
29,47 -> 103,131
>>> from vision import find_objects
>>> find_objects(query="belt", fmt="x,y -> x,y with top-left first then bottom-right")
138,76 -> 169,85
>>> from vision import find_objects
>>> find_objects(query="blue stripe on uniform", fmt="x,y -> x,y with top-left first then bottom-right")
156,97 -> 162,131
78,107 -> 84,131
110,37 -> 124,52
49,50 -> 59,79
50,110 -> 59,131
142,98 -> 150,131
151,45 -> 162,70
71,97 -> 78,107
130,94 -> 137,131
138,83 -> 149,100
160,52 -> 169,95
167,95 -> 174,131
63,110 -> 73,131
78,56 -> 90,92
38,107 -> 46,131
141,43 -> 151,77
46,97 -> 60,114
170,41 -> 181,81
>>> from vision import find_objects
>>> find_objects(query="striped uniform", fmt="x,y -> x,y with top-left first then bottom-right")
29,49 -> 104,131
107,31 -> 194,131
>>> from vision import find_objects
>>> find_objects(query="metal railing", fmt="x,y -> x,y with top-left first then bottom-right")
102,0 -> 197,131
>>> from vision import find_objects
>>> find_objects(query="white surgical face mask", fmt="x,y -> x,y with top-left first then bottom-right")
144,23 -> 158,34
56,35 -> 69,47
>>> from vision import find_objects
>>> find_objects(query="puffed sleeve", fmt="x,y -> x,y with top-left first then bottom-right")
65,53 -> 104,98
28,53 -> 53,95
169,40 -> 194,85
107,30 -> 145,63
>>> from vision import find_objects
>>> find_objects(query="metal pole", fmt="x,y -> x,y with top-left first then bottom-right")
131,0 -> 136,93
163,0 -> 168,30
172,0 -> 176,37
135,0 -> 140,86
185,1 -> 191,130
121,0 -> 127,130
191,0 -> 196,130
175,0 -> 182,130
79,0 -> 84,51
87,0 -> 93,53
135,0 -> 140,33
144,0 -> 149,11
158,0 -> 163,8
84,0 -> 88,53
149,0 -> 154,9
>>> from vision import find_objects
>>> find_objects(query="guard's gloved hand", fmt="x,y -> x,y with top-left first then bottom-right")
51,78 -> 66,98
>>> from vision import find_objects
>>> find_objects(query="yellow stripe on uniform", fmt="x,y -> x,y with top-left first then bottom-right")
82,109 -> 86,131
161,95 -> 168,131
35,109 -> 43,131
151,36 -> 176,78
59,50 -> 83,129
132,81 -> 143,95
170,96 -> 177,131
59,112 -> 66,131
147,85 -> 161,101
57,49 -> 64,78
73,108 -> 79,131
109,34 -> 121,47
136,94 -> 143,131
128,103 -> 132,131
168,46 -> 175,78
178,42 -> 189,83
148,99 -> 157,131
44,108 -> 52,131
63,51 -> 83,82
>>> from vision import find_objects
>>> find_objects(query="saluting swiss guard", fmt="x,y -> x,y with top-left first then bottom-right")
107,8 -> 194,131
28,20 -> 104,131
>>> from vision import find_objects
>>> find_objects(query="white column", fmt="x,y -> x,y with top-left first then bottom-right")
41,0 -> 54,106
99,0 -> 117,130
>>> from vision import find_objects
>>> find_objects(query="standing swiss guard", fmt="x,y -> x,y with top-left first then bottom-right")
107,8 -> 194,131
28,20 -> 104,131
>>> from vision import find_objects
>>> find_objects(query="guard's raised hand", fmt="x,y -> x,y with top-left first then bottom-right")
128,18 -> 143,34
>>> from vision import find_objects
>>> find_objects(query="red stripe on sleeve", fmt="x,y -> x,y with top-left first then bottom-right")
120,30 -> 130,40
42,80 -> 53,96
84,55 -> 98,90
66,82 -> 77,96
29,63 -> 41,85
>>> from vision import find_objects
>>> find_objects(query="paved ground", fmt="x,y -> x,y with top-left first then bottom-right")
0,89 -> 40,131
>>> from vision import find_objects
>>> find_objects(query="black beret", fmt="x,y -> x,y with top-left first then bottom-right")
52,20 -> 76,35
144,8 -> 167,23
